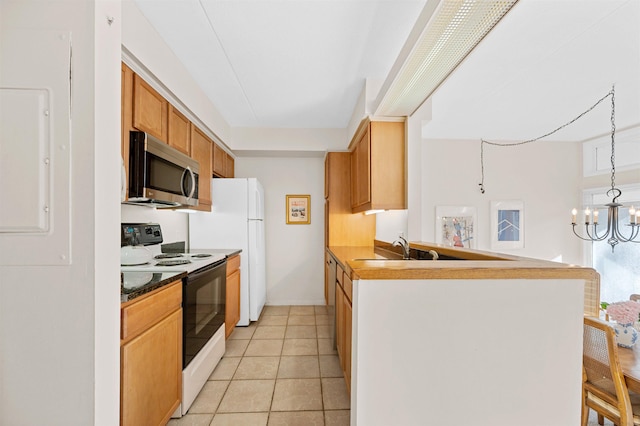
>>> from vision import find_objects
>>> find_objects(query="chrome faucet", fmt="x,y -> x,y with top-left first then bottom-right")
392,236 -> 411,260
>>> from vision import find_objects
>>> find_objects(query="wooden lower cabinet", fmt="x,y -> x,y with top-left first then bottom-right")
344,294 -> 352,394
121,281 -> 182,426
335,264 -> 353,392
225,255 -> 241,338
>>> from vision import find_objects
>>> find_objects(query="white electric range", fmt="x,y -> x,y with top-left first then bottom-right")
120,223 -> 227,417
120,250 -> 227,274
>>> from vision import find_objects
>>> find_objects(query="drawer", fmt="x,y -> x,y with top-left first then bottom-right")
344,273 -> 353,303
336,264 -> 344,288
121,280 -> 182,341
227,254 -> 241,274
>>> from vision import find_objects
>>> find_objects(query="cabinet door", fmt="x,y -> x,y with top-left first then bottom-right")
225,152 -> 235,178
225,268 -> 241,338
168,105 -> 191,155
121,63 -> 134,200
225,254 -> 241,338
133,74 -> 168,142
355,127 -> 371,208
121,309 -> 182,426
336,283 -> 345,365
325,155 -> 329,199
344,294 -> 352,393
350,127 -> 371,209
190,125 -> 212,211
212,143 -> 226,177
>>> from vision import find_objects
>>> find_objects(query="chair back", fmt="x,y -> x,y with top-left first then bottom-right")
583,316 -> 634,426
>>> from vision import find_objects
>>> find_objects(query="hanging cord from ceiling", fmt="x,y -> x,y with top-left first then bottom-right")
478,86 -> 615,194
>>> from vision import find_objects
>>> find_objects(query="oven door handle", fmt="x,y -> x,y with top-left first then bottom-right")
187,260 -> 226,282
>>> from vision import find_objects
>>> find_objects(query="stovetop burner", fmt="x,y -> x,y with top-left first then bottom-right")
154,253 -> 183,259
156,259 -> 191,266
190,253 -> 213,258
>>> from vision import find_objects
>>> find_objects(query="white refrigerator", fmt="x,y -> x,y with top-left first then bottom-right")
189,178 -> 266,325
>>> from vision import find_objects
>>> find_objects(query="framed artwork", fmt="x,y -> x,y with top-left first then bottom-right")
286,194 -> 310,225
435,206 -> 477,249
491,200 -> 524,250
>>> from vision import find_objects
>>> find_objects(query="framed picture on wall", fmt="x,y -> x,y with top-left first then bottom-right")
491,200 -> 524,250
286,194 -> 311,225
435,206 -> 477,249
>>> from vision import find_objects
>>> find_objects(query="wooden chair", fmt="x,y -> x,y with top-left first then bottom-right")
582,316 -> 640,426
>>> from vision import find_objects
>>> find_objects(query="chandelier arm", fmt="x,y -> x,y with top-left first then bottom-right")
612,225 -> 640,243
572,225 -> 599,241
585,222 -> 611,241
573,225 -> 608,242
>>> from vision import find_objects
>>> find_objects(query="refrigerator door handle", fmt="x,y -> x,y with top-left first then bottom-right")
255,188 -> 262,219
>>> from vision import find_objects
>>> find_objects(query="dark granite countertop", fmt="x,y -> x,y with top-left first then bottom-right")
121,271 -> 187,303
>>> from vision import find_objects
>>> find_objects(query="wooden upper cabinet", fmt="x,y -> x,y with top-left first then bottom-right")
121,63 -> 134,200
225,152 -> 235,178
133,74 -> 168,142
324,151 -> 375,247
351,127 -> 371,209
349,118 -> 405,213
168,105 -> 191,155
212,143 -> 226,177
190,124 -> 212,211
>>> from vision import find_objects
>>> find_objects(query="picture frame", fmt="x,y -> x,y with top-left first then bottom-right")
286,194 -> 311,225
490,200 -> 524,250
435,206 -> 477,249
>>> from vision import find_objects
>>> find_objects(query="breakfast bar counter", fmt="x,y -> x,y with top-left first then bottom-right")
327,241 -> 600,426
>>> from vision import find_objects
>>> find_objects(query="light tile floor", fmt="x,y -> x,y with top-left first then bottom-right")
168,305 -> 350,426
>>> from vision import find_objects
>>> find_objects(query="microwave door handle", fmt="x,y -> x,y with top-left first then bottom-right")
181,166 -> 196,199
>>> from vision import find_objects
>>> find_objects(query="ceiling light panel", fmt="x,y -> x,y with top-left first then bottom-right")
375,0 -> 517,117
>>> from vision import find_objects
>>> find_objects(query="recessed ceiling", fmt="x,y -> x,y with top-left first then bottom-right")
133,0 -> 427,129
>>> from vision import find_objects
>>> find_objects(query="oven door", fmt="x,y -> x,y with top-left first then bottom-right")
183,260 -> 226,368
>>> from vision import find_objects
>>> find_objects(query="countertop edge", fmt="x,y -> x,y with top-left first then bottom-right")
121,271 -> 187,304
327,244 -> 598,282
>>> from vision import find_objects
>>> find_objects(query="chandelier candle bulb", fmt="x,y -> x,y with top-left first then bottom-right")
585,207 -> 591,225
631,207 -> 637,225
571,208 -> 577,224
593,210 -> 599,224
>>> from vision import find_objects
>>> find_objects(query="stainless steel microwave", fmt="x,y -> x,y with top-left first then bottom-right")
126,131 -> 199,208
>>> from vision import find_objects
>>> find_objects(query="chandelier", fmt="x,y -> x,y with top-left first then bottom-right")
571,86 -> 639,252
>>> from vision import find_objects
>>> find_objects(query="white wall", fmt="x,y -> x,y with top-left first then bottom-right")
0,1 -> 120,424
418,138 -> 583,264
378,110 -> 584,265
375,210 -> 408,243
352,277 -> 584,426
235,157 -> 325,305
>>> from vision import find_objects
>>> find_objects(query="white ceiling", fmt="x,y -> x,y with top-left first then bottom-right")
133,0 -> 427,129
134,0 -> 640,144
423,0 -> 640,143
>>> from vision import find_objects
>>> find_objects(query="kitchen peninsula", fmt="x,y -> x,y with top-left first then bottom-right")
328,241 -> 599,426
